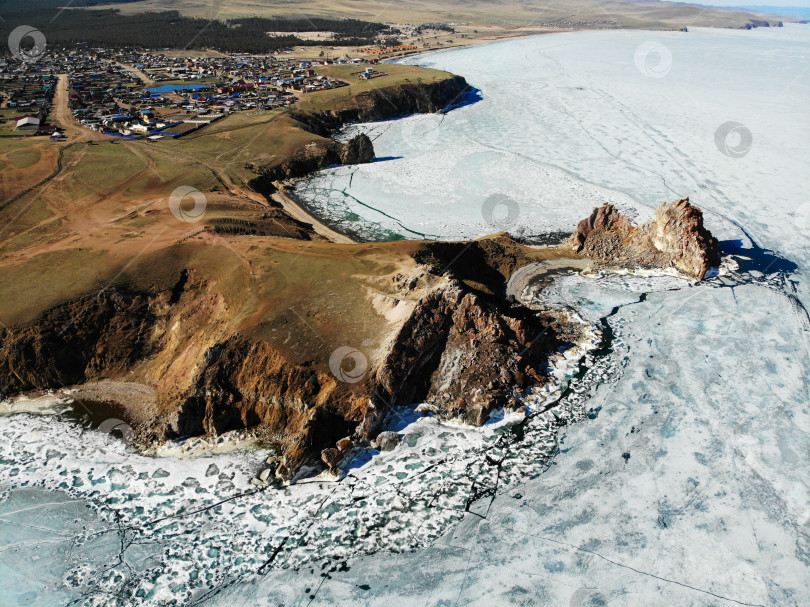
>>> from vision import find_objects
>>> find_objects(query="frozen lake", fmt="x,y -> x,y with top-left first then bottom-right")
296,25 -> 810,253
2,26 -> 809,606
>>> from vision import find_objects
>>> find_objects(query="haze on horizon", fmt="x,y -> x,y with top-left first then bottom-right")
684,0 -> 809,6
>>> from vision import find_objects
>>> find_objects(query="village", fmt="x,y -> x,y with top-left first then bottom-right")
0,16 -> 596,142
0,17 -> 561,142
0,47 -> 390,141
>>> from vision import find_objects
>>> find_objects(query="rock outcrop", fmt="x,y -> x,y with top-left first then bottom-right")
162,244 -> 580,474
339,133 -> 374,165
570,198 -> 721,279
248,76 -> 470,188
372,431 -> 401,451
0,290 -> 156,394
248,132 -> 375,183
373,284 -> 575,426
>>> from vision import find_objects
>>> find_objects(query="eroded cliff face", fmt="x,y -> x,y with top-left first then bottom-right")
0,290 -> 156,394
0,268 -> 368,474
290,76 -> 471,137
374,284 -> 576,426
571,198 -> 721,279
248,76 -> 470,187
0,235 -> 580,479
247,133 -> 375,185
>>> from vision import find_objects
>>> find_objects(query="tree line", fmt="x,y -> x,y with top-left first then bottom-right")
0,1 -> 394,54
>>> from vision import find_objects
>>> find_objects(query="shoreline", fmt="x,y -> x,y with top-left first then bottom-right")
284,24 -> 804,248
287,19 -> 799,66
274,14 -> 800,64
279,28 -> 663,248
270,186 -> 356,244
0,25 -> 768,478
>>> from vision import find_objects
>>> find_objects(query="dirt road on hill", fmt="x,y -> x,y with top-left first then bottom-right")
52,74 -> 354,245
53,74 -> 106,142
115,61 -> 155,86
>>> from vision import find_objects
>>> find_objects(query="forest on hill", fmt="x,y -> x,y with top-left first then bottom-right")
0,0 -> 394,54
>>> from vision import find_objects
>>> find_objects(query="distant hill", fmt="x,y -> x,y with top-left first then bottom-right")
81,0 -> 790,29
741,5 -> 810,19
0,0 -> 792,55
0,1 -> 393,53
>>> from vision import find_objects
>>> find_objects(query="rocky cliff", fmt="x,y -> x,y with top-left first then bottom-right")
570,198 -> 721,279
0,290 -> 156,394
247,132 -> 375,184
248,76 -> 470,187
289,76 -> 470,137
373,283 -> 574,426
0,235 -> 581,479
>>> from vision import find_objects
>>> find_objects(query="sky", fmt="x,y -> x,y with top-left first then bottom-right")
682,0 -> 810,7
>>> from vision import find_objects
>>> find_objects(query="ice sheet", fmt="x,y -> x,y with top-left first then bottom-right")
2,25 -> 809,606
295,27 -> 809,258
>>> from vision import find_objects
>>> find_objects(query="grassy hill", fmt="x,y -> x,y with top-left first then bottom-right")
0,64 -> 457,324
85,0 -> 786,29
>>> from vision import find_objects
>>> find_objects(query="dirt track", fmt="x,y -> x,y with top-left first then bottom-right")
50,74 -> 354,247
53,74 -> 106,142
116,61 -> 155,86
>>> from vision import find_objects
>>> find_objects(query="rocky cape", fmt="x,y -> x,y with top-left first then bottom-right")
0,198 -> 721,480
0,63 -> 722,481
247,75 -> 470,187
570,198 -> 721,279
0,236 -> 584,479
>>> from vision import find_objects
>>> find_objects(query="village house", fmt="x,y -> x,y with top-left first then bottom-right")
15,116 -> 40,130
